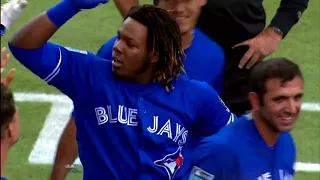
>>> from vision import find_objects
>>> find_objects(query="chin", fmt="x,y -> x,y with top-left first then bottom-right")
179,25 -> 191,34
9,137 -> 19,147
14,137 -> 20,144
277,125 -> 294,132
112,68 -> 121,76
112,69 -> 128,80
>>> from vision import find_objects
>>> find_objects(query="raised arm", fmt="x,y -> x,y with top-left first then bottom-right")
8,0 -> 108,101
270,0 -> 309,38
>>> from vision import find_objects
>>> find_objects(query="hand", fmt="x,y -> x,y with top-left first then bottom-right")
68,0 -> 108,10
1,47 -> 16,87
232,27 -> 282,69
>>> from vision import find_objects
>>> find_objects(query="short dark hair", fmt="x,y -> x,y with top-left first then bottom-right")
1,83 -> 16,139
124,5 -> 185,92
250,57 -> 303,103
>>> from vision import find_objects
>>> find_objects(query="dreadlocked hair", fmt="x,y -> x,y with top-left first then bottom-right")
124,5 -> 186,92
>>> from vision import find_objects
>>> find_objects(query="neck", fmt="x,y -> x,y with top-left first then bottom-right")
181,30 -> 193,49
134,67 -> 155,84
1,141 -> 9,177
253,111 -> 280,147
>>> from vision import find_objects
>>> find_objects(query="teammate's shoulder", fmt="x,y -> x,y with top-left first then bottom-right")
194,28 -> 224,52
186,79 -> 217,96
101,36 -> 117,48
199,133 -> 235,156
188,78 -> 213,89
208,119 -> 248,143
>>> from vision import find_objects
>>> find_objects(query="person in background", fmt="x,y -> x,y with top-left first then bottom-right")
1,47 -> 19,180
50,0 -> 226,179
112,0 -> 309,117
187,58 -> 303,180
1,0 -> 24,177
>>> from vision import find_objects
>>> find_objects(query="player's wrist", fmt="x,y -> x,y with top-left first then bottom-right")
46,0 -> 80,28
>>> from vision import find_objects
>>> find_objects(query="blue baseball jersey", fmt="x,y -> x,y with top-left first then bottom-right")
9,42 -> 235,180
186,119 -> 296,180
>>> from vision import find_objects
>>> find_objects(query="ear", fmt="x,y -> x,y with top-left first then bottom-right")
149,51 -> 159,63
198,0 -> 208,7
7,109 -> 19,140
248,92 -> 260,111
7,122 -> 15,139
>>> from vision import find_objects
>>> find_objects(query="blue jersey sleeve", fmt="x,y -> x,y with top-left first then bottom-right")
9,42 -> 100,103
96,36 -> 117,59
193,82 -> 237,136
189,136 -> 238,180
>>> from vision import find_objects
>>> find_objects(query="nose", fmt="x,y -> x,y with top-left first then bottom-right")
175,3 -> 185,13
170,1 -> 185,14
113,39 -> 123,54
285,99 -> 299,115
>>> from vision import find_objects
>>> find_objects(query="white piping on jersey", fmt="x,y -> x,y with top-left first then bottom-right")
43,47 -> 62,83
226,113 -> 235,125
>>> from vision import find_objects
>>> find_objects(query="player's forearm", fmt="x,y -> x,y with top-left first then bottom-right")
50,117 -> 78,180
9,1 -> 79,49
270,0 -> 309,38
113,0 -> 139,17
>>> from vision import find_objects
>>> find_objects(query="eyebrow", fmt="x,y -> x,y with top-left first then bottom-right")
117,30 -> 137,43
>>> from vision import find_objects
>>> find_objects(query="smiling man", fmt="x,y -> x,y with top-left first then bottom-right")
1,48 -> 19,180
187,58 -> 303,180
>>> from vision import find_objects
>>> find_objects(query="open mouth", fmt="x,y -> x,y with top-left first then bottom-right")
174,16 -> 187,22
279,116 -> 294,125
112,57 -> 122,68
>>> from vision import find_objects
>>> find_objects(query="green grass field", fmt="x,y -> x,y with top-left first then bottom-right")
1,0 -> 320,179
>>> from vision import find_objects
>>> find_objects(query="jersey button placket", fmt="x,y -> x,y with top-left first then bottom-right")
138,95 -> 147,113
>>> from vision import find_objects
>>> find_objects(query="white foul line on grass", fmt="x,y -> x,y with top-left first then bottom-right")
14,92 -> 72,103
302,102 -> 320,112
13,92 -> 320,172
14,92 -> 320,112
295,162 -> 320,172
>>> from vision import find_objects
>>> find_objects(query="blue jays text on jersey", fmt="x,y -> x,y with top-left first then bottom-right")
9,42 -> 236,180
186,119 -> 296,180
